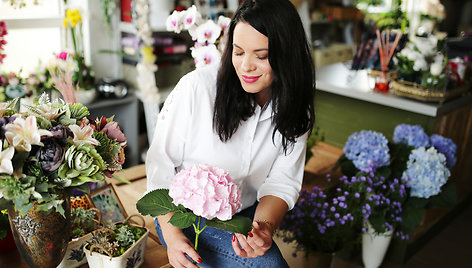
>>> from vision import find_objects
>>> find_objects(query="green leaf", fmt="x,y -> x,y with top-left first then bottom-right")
0,198 -> 11,211
428,181 -> 457,208
73,183 -> 91,194
401,204 -> 425,229
405,197 -> 429,209
113,175 -> 131,184
136,189 -> 178,217
375,166 -> 391,179
206,215 -> 252,234
169,212 -> 196,229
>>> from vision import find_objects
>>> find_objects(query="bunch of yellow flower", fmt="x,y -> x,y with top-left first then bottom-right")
63,9 -> 82,28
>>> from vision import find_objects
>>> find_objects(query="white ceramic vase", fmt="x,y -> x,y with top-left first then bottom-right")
362,221 -> 394,268
84,227 -> 149,268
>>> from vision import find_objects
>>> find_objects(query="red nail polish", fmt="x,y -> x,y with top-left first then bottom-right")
248,231 -> 253,237
197,258 -> 203,263
232,235 -> 235,242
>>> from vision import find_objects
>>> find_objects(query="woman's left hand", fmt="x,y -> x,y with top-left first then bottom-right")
231,221 -> 274,258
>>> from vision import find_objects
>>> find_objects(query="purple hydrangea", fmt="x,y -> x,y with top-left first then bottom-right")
343,130 -> 390,171
393,124 -> 430,148
429,134 -> 457,168
402,147 -> 450,198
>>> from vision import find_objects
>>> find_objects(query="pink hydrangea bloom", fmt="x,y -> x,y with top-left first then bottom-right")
169,164 -> 241,221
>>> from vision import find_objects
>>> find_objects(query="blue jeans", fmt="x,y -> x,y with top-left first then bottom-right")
154,204 -> 289,268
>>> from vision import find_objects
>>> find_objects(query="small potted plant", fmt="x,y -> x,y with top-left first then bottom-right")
83,215 -> 149,268
57,206 -> 101,268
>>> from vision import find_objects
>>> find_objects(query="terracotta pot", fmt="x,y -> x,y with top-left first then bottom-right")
7,196 -> 71,268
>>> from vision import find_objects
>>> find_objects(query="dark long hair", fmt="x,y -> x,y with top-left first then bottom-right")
213,0 -> 315,153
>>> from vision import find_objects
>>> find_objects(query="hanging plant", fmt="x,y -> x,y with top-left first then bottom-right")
99,0 -> 116,36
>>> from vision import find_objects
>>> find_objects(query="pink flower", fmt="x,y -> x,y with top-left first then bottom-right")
169,164 -> 241,221
57,51 -> 69,61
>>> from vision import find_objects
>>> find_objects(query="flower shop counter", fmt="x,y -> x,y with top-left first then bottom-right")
315,62 -> 472,117
313,63 -> 472,264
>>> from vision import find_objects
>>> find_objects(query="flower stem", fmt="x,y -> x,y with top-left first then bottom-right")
70,27 -> 83,88
193,216 -> 207,253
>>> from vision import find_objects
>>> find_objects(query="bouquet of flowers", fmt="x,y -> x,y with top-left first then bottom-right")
166,5 -> 231,69
0,94 -> 127,216
62,9 -> 95,91
137,164 -> 252,254
336,123 -> 457,233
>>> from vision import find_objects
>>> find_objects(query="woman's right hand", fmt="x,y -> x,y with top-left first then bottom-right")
158,214 -> 202,268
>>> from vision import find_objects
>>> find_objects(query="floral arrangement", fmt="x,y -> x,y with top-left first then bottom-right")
0,21 -> 7,64
85,222 -> 146,257
62,9 -> 95,91
0,72 -> 27,102
137,164 -> 252,254
0,94 -> 127,216
336,123 -> 457,232
166,5 -> 231,69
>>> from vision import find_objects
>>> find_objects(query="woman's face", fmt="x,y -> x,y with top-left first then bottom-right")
232,22 -> 272,106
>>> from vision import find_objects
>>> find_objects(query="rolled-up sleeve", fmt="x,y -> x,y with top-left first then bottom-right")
257,132 -> 308,210
146,73 -> 194,192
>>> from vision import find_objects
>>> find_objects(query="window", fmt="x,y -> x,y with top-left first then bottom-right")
0,0 -> 64,74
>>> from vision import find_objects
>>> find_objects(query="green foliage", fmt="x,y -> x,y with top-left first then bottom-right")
0,211 -> 9,240
71,207 -> 98,239
93,131 -> 121,164
86,223 -> 146,257
206,216 -> 253,234
69,103 -> 90,120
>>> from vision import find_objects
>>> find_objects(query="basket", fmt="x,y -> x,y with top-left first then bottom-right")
84,214 -> 149,268
391,79 -> 470,103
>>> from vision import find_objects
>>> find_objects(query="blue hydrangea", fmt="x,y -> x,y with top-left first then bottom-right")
393,124 -> 430,148
402,147 -> 450,199
343,130 -> 390,171
430,134 -> 457,168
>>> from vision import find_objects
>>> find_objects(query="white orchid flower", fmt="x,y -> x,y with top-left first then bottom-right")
0,140 -> 15,175
68,125 -> 100,146
195,20 -> 222,44
218,16 -> 231,32
166,10 -> 184,33
183,5 -> 202,30
191,44 -> 221,69
5,116 -> 52,152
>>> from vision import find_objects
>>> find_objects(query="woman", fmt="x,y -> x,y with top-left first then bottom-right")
146,0 -> 315,267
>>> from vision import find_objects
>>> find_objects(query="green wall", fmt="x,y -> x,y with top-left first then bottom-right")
314,91 -> 437,148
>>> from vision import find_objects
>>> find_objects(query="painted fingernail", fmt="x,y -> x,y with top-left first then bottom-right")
232,235 -> 236,242
197,258 -> 203,263
248,232 -> 253,237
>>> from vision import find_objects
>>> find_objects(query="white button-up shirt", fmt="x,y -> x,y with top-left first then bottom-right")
146,66 -> 307,210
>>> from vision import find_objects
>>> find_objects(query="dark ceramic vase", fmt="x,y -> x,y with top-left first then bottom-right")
7,196 -> 71,268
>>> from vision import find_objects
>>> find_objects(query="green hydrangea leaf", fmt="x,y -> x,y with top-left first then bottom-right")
427,181 -> 457,208
169,212 -> 196,229
206,215 -> 252,234
136,189 -> 179,217
400,205 -> 425,230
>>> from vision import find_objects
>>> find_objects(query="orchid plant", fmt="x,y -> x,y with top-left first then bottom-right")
166,5 -> 231,69
137,164 -> 252,254
0,94 -> 127,217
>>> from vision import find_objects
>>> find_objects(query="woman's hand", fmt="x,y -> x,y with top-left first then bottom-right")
231,221 -> 274,258
158,213 -> 202,268
165,230 -> 202,268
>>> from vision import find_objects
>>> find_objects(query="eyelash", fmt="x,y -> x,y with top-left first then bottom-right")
233,52 -> 268,60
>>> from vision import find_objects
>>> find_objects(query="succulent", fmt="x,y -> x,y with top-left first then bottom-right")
58,143 -> 106,186
71,207 -> 98,239
86,223 -> 146,257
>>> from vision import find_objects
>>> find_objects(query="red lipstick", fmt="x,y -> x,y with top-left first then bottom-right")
242,75 -> 261,83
